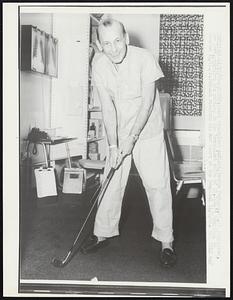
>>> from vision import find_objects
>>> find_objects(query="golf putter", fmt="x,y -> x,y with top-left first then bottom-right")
51,167 -> 115,268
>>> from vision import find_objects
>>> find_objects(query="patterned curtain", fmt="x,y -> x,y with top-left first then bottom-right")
159,15 -> 204,116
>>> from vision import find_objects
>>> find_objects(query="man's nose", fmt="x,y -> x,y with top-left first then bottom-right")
111,43 -> 117,53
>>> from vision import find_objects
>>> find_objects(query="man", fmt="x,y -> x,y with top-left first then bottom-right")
81,17 -> 176,267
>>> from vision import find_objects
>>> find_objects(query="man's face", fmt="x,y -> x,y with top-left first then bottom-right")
98,22 -> 127,64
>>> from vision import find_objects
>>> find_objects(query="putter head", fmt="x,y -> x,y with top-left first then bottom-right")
51,257 -> 66,268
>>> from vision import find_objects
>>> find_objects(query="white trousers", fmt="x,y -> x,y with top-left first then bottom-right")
94,132 -> 174,243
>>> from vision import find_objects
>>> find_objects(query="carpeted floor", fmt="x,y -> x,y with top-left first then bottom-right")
20,168 -> 206,283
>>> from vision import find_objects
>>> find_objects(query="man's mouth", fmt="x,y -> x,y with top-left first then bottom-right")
111,54 -> 120,58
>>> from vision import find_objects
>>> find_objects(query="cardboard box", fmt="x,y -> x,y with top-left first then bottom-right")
62,168 -> 85,194
34,167 -> 57,198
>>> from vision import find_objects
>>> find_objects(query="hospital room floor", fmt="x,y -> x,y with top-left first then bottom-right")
20,166 -> 206,284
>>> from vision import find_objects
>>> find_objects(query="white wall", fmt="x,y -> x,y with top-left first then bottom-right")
20,13 -> 53,162
50,14 -> 90,160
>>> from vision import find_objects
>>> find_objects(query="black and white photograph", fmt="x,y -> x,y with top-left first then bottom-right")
3,2 -> 230,298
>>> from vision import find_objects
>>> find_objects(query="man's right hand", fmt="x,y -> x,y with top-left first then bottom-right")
109,147 -> 119,169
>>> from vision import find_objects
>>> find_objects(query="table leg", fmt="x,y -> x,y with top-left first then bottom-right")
41,143 -> 49,168
65,142 -> 72,168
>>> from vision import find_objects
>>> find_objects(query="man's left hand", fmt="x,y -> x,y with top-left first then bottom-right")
116,136 -> 136,167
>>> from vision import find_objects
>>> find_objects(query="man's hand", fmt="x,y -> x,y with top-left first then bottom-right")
109,147 -> 120,169
117,136 -> 136,168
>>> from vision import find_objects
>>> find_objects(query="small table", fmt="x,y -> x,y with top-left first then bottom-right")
27,137 -> 77,168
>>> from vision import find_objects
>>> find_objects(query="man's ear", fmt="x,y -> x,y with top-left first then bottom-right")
96,39 -> 103,51
125,33 -> 130,45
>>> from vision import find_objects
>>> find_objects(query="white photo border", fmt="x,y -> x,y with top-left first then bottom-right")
3,2 -> 230,297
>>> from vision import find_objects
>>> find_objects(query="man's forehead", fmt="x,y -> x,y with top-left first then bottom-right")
98,22 -> 124,40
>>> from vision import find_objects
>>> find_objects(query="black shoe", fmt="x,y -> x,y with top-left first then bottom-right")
80,235 -> 109,254
160,248 -> 177,268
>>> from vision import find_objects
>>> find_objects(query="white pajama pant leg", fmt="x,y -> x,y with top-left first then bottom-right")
133,133 -> 174,243
93,152 -> 132,238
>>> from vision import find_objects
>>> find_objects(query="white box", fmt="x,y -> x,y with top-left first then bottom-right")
34,167 -> 57,198
62,168 -> 84,194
